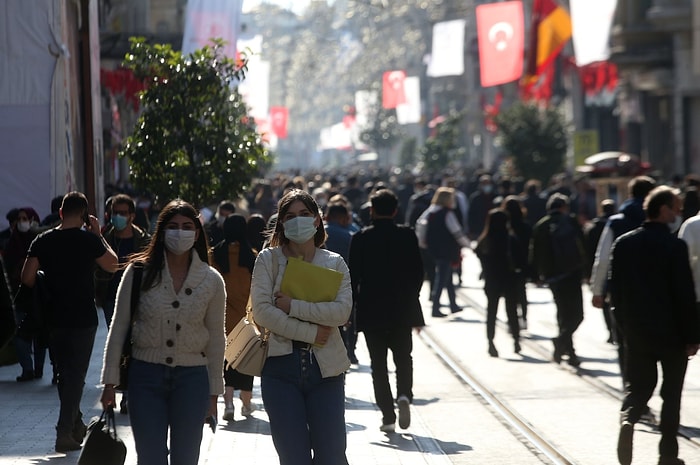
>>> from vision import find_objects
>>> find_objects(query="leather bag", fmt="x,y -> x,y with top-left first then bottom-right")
77,408 -> 127,465
224,303 -> 269,376
223,249 -> 279,377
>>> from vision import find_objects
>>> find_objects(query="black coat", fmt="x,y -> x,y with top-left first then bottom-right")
348,219 -> 425,332
610,222 -> 700,350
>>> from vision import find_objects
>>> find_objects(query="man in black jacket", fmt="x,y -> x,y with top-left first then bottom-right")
348,189 -> 425,433
610,186 -> 700,465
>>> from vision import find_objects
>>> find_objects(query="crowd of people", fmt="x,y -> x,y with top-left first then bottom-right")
1,167 -> 700,465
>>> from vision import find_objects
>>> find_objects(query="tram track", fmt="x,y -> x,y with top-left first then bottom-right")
418,290 -> 700,464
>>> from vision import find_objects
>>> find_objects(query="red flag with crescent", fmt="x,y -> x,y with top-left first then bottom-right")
476,1 -> 524,88
270,106 -> 288,139
382,70 -> 407,109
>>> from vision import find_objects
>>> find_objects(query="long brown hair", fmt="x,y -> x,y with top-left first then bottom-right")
129,199 -> 211,290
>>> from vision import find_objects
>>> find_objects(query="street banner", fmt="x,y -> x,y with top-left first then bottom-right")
523,0 -> 572,84
355,90 -> 378,129
382,70 -> 406,109
396,76 -> 421,125
182,0 -> 243,58
238,59 -> 269,119
476,1 -> 524,87
270,106 -> 288,139
427,20 -> 466,77
570,0 -> 617,66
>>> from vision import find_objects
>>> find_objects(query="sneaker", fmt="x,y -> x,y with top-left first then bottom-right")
241,402 -> 257,416
397,395 -> 411,429
55,436 -> 82,452
223,406 -> 235,422
379,422 -> 395,433
617,421 -> 634,465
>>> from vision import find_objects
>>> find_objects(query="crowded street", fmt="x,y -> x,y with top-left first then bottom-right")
3,250 -> 700,465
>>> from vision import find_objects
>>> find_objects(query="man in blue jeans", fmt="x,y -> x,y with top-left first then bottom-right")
349,189 -> 425,432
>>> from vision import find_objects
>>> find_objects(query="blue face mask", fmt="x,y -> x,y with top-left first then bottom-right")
111,214 -> 128,231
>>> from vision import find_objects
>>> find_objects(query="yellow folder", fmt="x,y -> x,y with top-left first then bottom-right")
280,256 -> 343,302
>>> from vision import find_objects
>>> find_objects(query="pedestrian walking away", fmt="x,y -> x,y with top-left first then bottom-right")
348,188 -> 425,433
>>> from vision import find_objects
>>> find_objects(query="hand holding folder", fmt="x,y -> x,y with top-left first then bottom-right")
280,256 -> 343,302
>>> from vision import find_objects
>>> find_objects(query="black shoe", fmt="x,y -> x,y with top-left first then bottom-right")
120,399 -> 128,415
552,339 -> 563,364
617,421 -> 634,465
567,353 -> 581,368
658,457 -> 685,465
488,341 -> 499,357
34,371 -> 43,379
432,311 -> 447,318
55,436 -> 82,452
514,340 -> 521,354
16,371 -> 35,382
450,306 -> 463,314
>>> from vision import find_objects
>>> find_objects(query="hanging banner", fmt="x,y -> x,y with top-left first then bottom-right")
476,1 -> 524,87
427,20 -> 466,77
270,106 -> 288,139
181,0 -> 243,58
396,76 -> 421,125
382,70 -> 406,109
570,0 -> 617,66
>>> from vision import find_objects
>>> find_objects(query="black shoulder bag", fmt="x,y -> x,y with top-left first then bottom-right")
114,264 -> 143,392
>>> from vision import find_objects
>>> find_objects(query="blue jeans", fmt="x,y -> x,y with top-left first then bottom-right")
261,348 -> 348,465
432,258 -> 458,313
128,359 -> 209,465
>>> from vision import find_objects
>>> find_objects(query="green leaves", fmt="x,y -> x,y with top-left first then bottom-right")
119,37 -> 271,208
494,103 -> 568,184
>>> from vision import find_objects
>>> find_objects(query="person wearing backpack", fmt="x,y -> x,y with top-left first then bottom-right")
530,193 -> 587,367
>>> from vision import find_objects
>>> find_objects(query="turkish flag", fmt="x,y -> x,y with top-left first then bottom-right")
270,106 -> 288,139
382,70 -> 407,109
476,1 -> 524,87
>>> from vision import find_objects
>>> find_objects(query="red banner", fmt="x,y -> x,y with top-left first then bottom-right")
382,70 -> 406,109
476,1 -> 524,87
270,106 -> 288,139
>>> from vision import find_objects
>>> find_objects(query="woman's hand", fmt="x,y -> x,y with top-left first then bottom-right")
101,385 -> 116,411
273,291 -> 291,314
314,325 -> 332,346
206,395 -> 218,419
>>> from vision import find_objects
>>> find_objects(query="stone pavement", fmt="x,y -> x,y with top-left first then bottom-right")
3,249 -> 700,464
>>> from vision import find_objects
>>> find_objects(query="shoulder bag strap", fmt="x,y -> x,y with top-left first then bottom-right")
124,264 -> 144,343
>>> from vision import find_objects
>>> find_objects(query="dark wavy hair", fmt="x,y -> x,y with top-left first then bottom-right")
269,189 -> 326,248
130,199 -> 211,290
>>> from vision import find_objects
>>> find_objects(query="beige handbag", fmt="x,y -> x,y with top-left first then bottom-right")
224,249 -> 279,376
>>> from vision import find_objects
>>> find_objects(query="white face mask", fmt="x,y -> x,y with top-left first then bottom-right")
16,221 -> 31,233
165,229 -> 196,255
669,215 -> 682,234
283,216 -> 318,244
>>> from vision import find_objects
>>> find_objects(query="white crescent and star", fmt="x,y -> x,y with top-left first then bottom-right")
488,22 -> 514,51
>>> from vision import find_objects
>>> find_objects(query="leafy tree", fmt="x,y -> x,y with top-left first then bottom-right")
119,37 -> 271,207
420,110 -> 466,175
359,104 -> 403,166
494,102 -> 567,184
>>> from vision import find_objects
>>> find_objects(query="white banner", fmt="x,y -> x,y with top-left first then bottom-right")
182,0 -> 243,58
238,58 -> 270,120
354,90 -> 378,130
396,76 -> 421,125
427,20 -> 466,77
570,0 -> 617,66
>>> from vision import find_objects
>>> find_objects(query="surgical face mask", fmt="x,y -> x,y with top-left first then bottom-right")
164,229 -> 196,255
669,215 -> 682,234
283,216 -> 318,244
16,221 -> 31,233
111,214 -> 128,231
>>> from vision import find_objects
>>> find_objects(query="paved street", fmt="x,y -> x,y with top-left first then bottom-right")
2,250 -> 700,464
